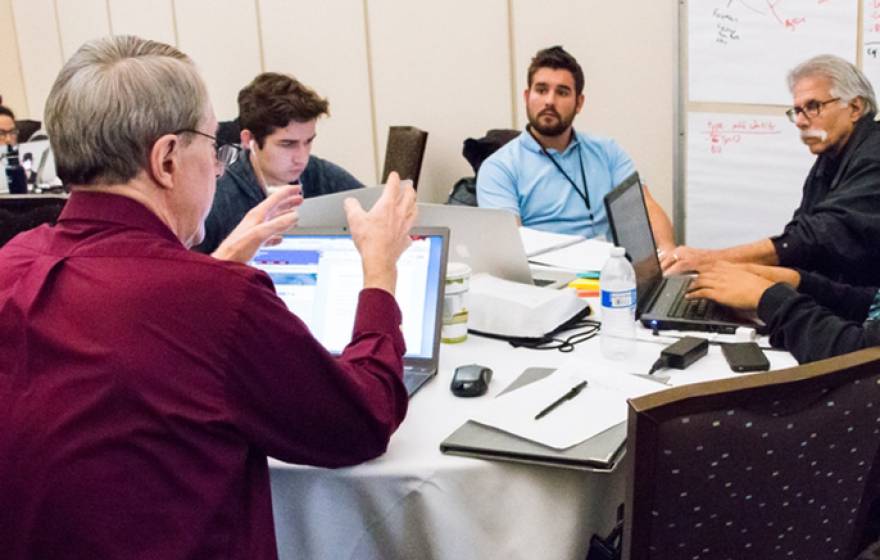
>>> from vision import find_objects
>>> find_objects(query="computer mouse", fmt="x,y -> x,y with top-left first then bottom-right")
450,364 -> 493,397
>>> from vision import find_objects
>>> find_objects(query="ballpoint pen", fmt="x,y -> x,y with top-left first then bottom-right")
534,380 -> 588,420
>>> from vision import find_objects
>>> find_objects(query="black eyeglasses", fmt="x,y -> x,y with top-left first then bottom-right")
173,128 -> 219,158
0,127 -> 19,139
785,98 -> 841,123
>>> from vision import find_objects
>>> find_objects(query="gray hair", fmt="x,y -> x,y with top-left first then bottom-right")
787,54 -> 877,115
44,35 -> 209,186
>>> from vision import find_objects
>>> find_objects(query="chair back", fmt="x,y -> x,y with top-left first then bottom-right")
15,119 -> 42,143
624,347 -> 880,560
0,194 -> 67,247
216,119 -> 242,147
381,126 -> 428,189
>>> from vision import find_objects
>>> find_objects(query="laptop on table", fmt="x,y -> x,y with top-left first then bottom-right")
249,227 -> 449,396
295,185 -> 384,228
604,173 -> 758,334
415,203 -> 573,288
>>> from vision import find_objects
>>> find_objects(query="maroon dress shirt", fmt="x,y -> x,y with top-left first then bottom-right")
0,191 -> 409,559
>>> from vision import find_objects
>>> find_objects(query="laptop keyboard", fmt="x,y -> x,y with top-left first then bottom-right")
668,279 -> 722,320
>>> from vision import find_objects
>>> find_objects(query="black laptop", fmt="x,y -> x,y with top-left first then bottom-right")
250,227 -> 449,396
604,173 -> 758,334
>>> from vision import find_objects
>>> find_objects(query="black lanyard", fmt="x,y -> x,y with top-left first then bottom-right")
528,127 -> 594,222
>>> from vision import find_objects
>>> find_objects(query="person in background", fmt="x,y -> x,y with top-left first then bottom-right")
664,55 -> 880,287
197,72 -> 364,253
0,105 -> 18,146
476,45 -> 674,251
0,35 -> 415,559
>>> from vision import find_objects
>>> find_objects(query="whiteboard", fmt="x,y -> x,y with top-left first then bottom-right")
863,0 -> 880,93
688,0 -> 858,105
685,112 -> 816,248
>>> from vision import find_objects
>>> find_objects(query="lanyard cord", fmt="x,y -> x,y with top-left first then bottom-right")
527,127 -> 594,222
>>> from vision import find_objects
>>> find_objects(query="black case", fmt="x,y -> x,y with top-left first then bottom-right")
721,342 -> 770,372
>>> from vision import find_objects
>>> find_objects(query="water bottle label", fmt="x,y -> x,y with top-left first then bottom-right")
601,288 -> 636,309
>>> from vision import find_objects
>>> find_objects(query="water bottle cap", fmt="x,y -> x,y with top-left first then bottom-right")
609,246 -> 626,257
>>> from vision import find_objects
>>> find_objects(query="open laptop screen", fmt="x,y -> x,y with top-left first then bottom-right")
603,173 -> 663,314
250,228 -> 447,359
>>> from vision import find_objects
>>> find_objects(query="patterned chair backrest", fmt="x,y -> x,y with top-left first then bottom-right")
624,347 -> 880,560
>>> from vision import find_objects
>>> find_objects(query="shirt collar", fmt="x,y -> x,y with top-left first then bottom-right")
58,190 -> 182,246
521,125 -> 581,156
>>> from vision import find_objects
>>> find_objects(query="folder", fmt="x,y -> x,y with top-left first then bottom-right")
440,368 -> 626,472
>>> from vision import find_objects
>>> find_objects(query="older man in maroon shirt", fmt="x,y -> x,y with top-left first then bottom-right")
0,36 -> 415,559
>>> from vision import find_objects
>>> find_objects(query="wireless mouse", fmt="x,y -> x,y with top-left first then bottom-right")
450,364 -> 493,397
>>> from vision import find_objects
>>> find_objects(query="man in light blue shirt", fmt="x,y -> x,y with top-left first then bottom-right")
477,46 -> 673,250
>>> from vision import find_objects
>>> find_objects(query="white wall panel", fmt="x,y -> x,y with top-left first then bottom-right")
259,0 -> 376,183
109,0 -> 176,46
56,0 -> 110,60
174,0 -> 262,120
367,0 -> 512,202
511,0 -> 676,212
0,0 -> 28,116
11,0 -> 64,121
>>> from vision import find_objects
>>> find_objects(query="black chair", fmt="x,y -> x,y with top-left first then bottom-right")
623,347 -> 880,560
381,126 -> 428,189
15,119 -> 42,142
216,119 -> 241,147
0,194 -> 67,247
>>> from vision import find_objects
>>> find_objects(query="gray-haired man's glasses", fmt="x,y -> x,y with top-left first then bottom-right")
173,129 -> 241,175
785,98 -> 841,123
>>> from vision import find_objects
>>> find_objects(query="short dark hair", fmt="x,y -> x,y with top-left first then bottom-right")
527,46 -> 585,96
0,105 -> 14,120
238,72 -> 329,147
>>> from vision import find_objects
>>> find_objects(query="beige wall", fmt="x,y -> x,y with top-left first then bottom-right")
0,0 -> 677,214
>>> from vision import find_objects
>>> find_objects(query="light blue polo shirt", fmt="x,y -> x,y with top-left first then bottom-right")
475,128 -> 635,239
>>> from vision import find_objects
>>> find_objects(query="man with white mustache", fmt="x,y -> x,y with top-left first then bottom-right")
476,46 -> 674,250
664,54 -> 880,287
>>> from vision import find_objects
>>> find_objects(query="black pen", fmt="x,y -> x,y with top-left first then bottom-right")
534,380 -> 588,420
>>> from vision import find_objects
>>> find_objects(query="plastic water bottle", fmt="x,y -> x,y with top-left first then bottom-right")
4,144 -> 27,194
600,246 -> 637,360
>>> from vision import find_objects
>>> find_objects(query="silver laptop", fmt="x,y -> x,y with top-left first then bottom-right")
295,185 -> 384,228
17,140 -> 60,190
604,172 -> 758,334
415,203 -> 572,288
249,226 -> 449,396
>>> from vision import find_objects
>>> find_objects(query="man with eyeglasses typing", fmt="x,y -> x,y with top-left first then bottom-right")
664,54 -> 880,287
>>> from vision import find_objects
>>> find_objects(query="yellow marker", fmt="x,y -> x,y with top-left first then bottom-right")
568,278 -> 600,290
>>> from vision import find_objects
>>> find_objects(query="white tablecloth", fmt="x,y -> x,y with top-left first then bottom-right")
270,326 -> 797,560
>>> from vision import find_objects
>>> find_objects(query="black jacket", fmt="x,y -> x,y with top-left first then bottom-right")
771,114 -> 880,286
196,152 -> 363,254
758,271 -> 880,363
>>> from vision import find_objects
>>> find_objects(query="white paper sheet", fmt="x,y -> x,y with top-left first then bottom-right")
518,226 -> 585,258
527,238 -> 612,272
469,360 -> 662,450
688,0 -> 857,105
685,112 -> 815,248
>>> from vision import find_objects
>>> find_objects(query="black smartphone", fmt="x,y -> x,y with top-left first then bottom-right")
721,342 -> 770,372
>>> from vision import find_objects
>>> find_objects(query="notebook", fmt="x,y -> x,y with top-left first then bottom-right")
250,226 -> 449,396
604,172 -> 758,334
415,203 -> 573,288
440,367 -> 626,471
